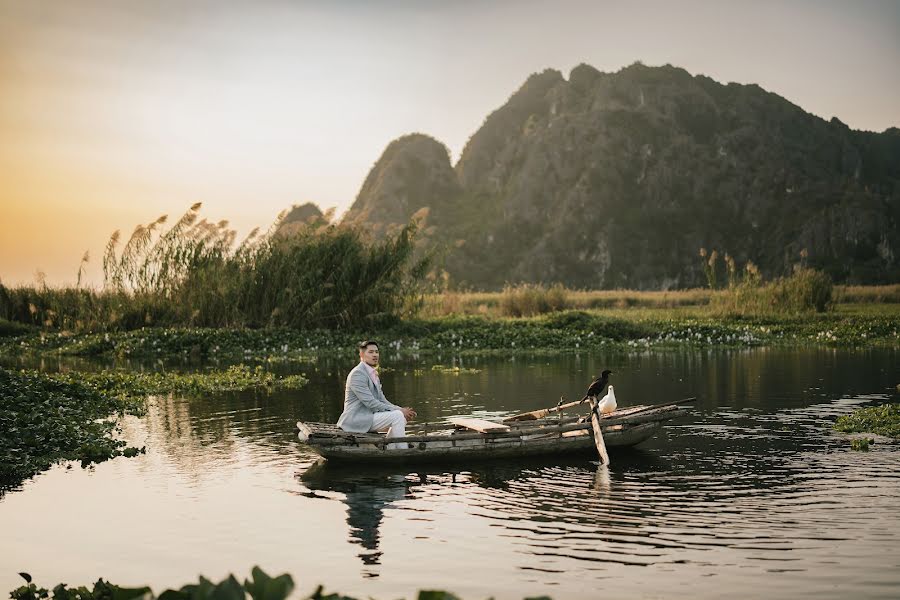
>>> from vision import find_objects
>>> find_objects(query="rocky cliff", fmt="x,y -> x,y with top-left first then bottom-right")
343,63 -> 900,289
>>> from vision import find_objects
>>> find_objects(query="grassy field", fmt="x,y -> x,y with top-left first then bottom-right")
1,206 -> 897,358
421,284 -> 900,317
3,301 -> 897,363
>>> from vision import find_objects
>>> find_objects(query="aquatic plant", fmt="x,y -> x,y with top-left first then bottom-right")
430,365 -> 482,374
42,365 -> 308,401
0,365 -> 305,487
9,569 -> 467,600
850,438 -> 873,451
834,403 -> 900,439
0,368 -> 145,485
2,306 -> 898,363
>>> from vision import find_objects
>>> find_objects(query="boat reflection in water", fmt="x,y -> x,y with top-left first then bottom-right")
296,451 -> 664,577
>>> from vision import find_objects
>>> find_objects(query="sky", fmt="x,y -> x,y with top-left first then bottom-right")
1,0 -> 899,286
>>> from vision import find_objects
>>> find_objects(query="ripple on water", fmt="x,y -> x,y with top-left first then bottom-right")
4,349 -> 899,599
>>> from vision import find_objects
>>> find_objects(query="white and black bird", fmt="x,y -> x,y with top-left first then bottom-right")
597,385 -> 617,414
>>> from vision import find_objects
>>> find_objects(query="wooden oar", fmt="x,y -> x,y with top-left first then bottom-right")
600,396 -> 697,420
503,396 -> 585,422
505,394 -> 697,423
589,397 -> 610,465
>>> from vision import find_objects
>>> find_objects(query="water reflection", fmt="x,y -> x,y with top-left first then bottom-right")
1,346 -> 898,599
300,462 -> 423,576
293,385 -> 900,584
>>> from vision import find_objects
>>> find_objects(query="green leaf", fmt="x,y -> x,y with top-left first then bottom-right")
110,585 -> 153,600
244,567 -> 293,600
208,576 -> 245,600
178,576 -> 215,600
50,584 -> 70,600
157,590 -> 190,600
417,592 -> 461,600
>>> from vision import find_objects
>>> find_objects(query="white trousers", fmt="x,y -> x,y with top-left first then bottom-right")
371,409 -> 407,450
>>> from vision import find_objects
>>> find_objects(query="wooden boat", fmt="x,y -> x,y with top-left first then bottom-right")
297,402 -> 690,463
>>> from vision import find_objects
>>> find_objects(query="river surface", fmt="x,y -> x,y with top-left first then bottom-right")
1,347 -> 899,599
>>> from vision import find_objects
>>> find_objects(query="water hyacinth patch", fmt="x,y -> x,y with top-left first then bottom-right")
0,365 -> 307,488
42,364 -> 308,400
430,365 -> 482,374
834,403 -> 900,439
0,368 -> 145,485
850,437 -> 873,451
1,308 -> 897,363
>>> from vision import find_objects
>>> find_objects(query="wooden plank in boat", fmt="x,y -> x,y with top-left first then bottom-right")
448,417 -> 510,433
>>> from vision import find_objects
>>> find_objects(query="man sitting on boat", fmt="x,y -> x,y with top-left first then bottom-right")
337,340 -> 417,449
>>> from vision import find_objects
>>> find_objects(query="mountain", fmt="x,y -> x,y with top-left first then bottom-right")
281,202 -> 324,225
343,62 -> 900,289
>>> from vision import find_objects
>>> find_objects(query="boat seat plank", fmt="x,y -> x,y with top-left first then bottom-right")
448,417 -> 510,433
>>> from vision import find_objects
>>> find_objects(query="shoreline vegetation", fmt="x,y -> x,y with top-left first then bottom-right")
1,207 -> 897,486
0,368 -> 145,485
0,365 -> 307,487
0,203 -> 897,339
2,303 -> 898,363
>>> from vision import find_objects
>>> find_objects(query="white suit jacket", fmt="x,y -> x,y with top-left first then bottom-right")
337,362 -> 401,432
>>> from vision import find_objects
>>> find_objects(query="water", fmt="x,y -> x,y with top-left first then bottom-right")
1,347 -> 898,599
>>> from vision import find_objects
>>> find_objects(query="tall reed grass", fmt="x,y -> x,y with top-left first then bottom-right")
833,284 -> 900,304
498,283 -> 568,317
711,266 -> 834,315
420,287 -> 713,317
0,204 -> 429,331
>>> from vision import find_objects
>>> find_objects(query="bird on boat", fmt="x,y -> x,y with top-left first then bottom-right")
597,385 -> 617,414
581,369 -> 612,402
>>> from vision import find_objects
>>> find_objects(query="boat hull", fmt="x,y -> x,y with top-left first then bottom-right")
305,422 -> 661,464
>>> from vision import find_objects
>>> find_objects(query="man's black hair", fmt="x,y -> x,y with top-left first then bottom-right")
358,340 -> 379,351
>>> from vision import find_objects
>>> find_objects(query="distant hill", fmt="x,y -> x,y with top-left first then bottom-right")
275,202 -> 329,238
343,62 -> 900,289
281,202 -> 324,225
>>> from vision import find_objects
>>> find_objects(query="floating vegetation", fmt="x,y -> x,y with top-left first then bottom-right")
44,364 -> 308,400
9,569 -> 466,600
0,368 -> 145,485
0,365 -> 306,487
430,365 -> 482,374
834,403 -> 900,439
850,438 -> 874,451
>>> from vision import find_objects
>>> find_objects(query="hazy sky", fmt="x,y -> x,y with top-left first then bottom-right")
2,0 -> 899,286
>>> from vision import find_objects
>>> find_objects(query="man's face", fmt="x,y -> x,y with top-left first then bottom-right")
360,344 -> 379,367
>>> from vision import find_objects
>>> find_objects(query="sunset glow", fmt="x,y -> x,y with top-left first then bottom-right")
2,0 -> 898,285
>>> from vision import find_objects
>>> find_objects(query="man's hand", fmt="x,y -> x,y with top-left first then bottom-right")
401,407 -> 417,421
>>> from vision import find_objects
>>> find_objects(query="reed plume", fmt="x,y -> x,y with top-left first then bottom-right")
2,203 -> 427,331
